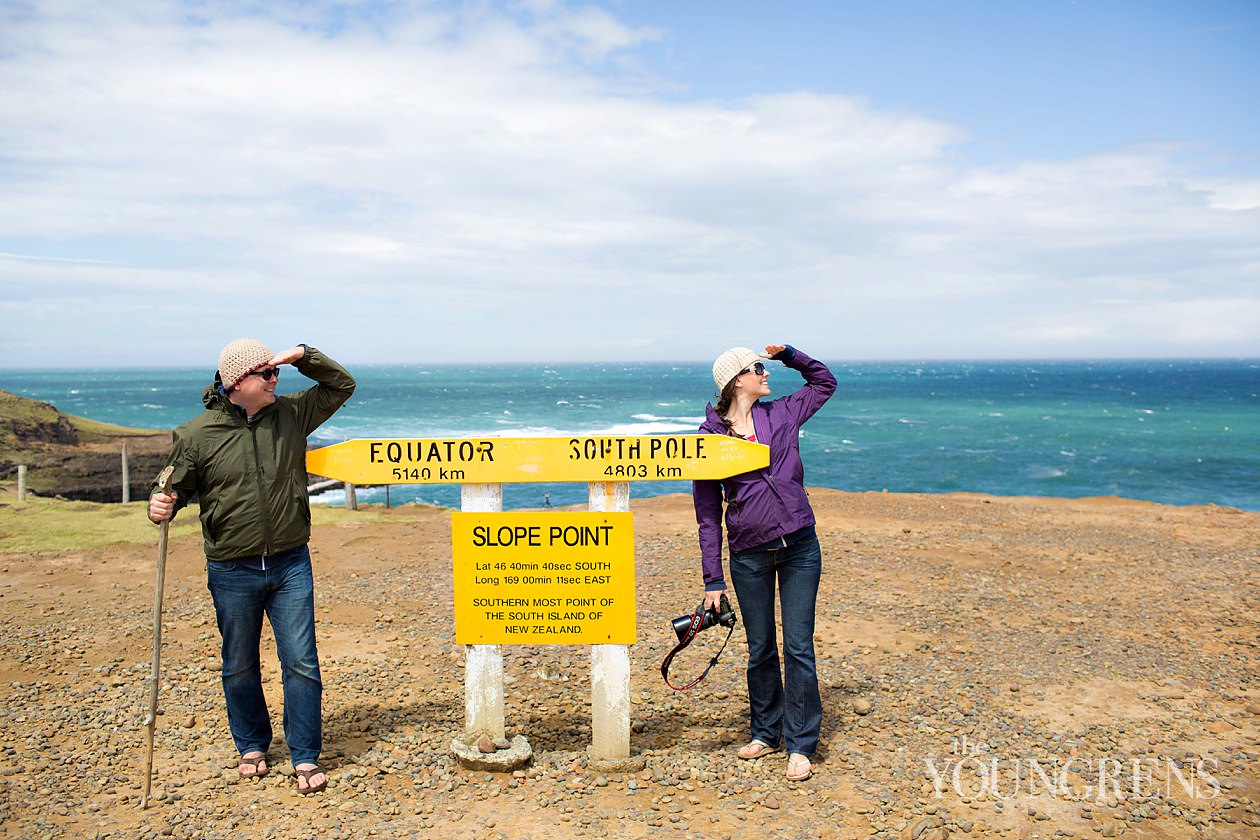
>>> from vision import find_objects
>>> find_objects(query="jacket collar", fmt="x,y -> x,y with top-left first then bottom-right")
203,378 -> 276,424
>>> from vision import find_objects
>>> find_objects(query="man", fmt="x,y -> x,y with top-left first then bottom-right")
148,339 -> 354,795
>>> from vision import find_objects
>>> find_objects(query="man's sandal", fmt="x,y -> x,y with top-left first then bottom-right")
737,740 -> 779,760
295,765 -> 327,795
786,753 -> 813,781
238,752 -> 268,779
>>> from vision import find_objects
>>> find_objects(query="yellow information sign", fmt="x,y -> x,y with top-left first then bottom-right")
306,434 -> 767,485
452,512 -> 635,645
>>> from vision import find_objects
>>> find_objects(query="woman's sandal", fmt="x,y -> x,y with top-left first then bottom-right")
295,765 -> 327,795
737,740 -> 779,760
237,752 -> 268,779
786,753 -> 812,781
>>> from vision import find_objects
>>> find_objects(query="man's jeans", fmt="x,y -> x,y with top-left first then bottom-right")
206,545 -> 322,766
729,533 -> 823,756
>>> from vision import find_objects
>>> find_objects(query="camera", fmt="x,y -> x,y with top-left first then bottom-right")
671,594 -> 737,641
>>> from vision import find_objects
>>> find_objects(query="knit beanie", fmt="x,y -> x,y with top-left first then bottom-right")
712,347 -> 763,391
218,338 -> 274,389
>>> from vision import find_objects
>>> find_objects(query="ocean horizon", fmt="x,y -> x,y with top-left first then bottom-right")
3,358 -> 1257,512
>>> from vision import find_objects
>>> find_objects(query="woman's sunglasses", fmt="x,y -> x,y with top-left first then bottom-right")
248,367 -> 279,381
739,362 -> 767,377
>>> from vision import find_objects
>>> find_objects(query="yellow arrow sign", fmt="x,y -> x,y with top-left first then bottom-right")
306,434 -> 767,485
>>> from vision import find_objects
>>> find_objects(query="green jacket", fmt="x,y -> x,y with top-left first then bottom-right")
157,346 -> 355,562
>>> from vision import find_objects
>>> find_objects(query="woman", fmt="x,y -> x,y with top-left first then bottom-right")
692,343 -> 836,781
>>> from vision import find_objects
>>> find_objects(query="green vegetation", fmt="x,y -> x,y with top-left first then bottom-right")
0,488 -> 396,554
0,388 -> 160,444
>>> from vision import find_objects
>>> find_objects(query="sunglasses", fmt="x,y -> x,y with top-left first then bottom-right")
738,362 -> 767,377
247,367 -> 279,381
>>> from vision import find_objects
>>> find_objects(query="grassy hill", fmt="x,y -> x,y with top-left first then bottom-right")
0,389 -> 171,502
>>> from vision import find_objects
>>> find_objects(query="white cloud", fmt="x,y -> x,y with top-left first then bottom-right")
0,0 -> 1257,365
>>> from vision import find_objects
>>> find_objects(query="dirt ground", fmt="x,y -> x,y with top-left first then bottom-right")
1,488 -> 1257,839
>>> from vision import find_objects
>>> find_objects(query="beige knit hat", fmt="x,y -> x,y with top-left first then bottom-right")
712,347 -> 763,391
218,338 -> 275,389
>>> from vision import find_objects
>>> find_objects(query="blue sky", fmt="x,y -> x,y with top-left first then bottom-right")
1,0 -> 1257,366
617,1 -> 1259,161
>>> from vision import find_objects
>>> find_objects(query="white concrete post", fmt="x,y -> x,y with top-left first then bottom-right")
461,483 -> 505,742
588,481 -> 632,762
16,465 -> 27,503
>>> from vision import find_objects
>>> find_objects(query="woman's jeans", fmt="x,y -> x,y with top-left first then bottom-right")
730,533 -> 822,756
206,545 -> 322,766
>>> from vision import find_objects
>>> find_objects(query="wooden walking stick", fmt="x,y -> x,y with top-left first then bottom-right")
140,466 -> 175,809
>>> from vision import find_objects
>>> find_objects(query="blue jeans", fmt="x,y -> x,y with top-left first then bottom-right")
206,545 -> 322,766
729,533 -> 822,756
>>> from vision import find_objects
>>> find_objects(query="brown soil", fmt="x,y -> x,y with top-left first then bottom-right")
1,490 -> 1257,839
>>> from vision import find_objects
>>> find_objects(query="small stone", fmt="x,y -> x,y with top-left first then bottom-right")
853,698 -> 873,715
182,715 -> 196,729
764,795 -> 780,810
477,737 -> 496,754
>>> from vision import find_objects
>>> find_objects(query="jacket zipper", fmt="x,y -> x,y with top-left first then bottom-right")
248,421 -> 273,569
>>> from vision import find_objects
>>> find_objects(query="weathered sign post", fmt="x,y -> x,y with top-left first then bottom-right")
307,434 -> 766,771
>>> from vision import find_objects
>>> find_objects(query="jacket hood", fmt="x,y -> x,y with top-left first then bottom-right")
701,402 -> 725,432
202,378 -> 235,412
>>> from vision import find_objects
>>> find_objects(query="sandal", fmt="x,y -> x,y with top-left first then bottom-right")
737,740 -> 779,760
295,765 -> 327,795
786,753 -> 812,781
238,752 -> 268,779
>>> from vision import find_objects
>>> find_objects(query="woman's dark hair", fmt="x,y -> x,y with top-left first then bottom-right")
714,378 -> 740,435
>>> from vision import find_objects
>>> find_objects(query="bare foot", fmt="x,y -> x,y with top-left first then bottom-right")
238,751 -> 268,778
295,763 -> 327,795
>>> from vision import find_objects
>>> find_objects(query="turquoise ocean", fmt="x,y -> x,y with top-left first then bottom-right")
2,359 -> 1257,511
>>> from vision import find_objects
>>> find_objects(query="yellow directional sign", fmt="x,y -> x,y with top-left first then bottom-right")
452,511 -> 635,644
306,434 -> 767,485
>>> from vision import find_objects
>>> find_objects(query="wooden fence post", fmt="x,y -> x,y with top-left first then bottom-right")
121,442 -> 130,504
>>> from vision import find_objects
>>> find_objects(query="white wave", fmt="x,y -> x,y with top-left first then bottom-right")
588,421 -> 699,435
142,403 -> 162,410
632,412 -> 705,424
488,426 -> 567,436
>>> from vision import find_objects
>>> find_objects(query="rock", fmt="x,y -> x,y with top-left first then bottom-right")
477,737 -> 496,754
853,698 -> 873,715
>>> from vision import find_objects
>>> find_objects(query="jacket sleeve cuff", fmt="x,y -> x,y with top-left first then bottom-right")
773,345 -> 797,364
705,581 -> 727,591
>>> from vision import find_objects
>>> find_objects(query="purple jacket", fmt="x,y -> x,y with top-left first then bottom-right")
692,346 -> 837,590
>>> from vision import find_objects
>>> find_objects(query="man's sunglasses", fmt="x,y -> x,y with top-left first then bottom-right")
248,367 -> 279,381
739,362 -> 767,377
